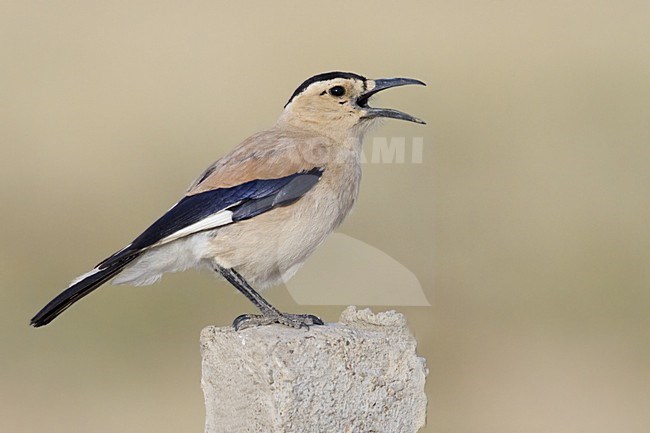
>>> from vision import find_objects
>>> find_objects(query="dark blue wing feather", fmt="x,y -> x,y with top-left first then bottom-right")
231,172 -> 322,222
98,168 -> 323,269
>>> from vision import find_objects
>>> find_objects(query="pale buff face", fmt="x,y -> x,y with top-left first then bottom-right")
281,78 -> 373,131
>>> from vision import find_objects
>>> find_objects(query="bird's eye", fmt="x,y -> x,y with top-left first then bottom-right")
329,86 -> 346,97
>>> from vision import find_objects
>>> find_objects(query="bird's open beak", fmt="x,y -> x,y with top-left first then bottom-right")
358,77 -> 426,124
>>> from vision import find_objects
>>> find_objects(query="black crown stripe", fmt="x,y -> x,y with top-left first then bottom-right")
285,71 -> 367,107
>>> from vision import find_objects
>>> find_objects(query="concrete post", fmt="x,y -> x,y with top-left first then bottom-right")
200,306 -> 428,433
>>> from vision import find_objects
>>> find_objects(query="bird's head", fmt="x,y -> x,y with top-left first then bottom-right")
279,71 -> 425,137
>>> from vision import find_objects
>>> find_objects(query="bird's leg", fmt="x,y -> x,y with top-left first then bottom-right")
215,266 -> 324,331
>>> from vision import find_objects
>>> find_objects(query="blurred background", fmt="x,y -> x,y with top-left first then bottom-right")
2,1 -> 649,432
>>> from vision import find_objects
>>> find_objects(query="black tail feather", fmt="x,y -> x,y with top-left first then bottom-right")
30,255 -> 138,327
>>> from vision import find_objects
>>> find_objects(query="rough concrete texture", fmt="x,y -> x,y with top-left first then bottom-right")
200,306 -> 428,433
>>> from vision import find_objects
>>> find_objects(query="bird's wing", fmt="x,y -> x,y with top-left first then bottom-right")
97,167 -> 323,269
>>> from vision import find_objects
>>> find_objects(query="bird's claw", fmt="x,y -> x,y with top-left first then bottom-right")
233,312 -> 324,331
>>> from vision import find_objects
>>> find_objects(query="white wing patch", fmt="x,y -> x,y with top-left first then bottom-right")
69,205 -> 237,288
151,209 -> 234,248
68,267 -> 102,287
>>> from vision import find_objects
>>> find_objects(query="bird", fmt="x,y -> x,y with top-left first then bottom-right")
30,71 -> 425,330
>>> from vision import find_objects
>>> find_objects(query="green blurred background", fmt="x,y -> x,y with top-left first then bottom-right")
2,1 -> 649,432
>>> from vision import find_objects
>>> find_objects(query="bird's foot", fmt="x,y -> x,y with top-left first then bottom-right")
232,312 -> 324,331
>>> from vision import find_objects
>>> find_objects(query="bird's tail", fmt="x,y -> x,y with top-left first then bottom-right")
30,255 -> 138,327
